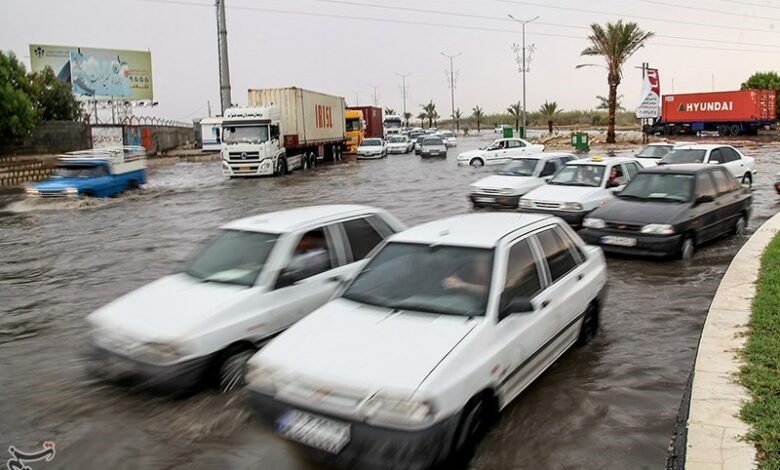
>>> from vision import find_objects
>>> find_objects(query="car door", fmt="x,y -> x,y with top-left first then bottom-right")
506,139 -> 526,158
691,172 -> 720,243
485,140 -> 508,164
710,168 -> 740,236
722,147 -> 746,180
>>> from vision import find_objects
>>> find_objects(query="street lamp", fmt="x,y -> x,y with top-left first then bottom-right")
508,14 -> 539,137
397,72 -> 411,126
440,52 -> 461,132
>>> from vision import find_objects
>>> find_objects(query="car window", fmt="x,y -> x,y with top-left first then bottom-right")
710,170 -> 732,195
284,228 -> 334,282
606,164 -> 626,188
540,161 -> 557,177
506,140 -> 520,149
696,173 -> 718,199
722,147 -> 741,163
504,238 -> 543,302
555,226 -> 586,264
709,149 -> 724,164
535,228 -> 578,283
624,162 -> 640,180
342,217 -> 385,261
725,170 -> 742,192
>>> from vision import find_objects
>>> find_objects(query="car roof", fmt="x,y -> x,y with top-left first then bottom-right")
674,144 -> 732,150
566,156 -> 637,166
641,163 -> 718,174
223,205 -> 383,233
390,212 -> 554,248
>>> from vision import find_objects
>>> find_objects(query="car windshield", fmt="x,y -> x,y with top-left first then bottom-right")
618,173 -> 694,203
345,118 -> 361,132
637,145 -> 672,158
185,230 -> 278,287
498,158 -> 539,177
440,132 -> 454,138
53,165 -> 108,178
343,242 -> 494,317
362,139 -> 382,146
223,125 -> 270,144
549,164 -> 605,187
388,136 -> 405,143
424,137 -> 444,146
661,149 -> 707,164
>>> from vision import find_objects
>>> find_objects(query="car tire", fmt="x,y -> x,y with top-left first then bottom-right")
734,214 -> 747,236
679,236 -> 695,261
575,301 -> 600,347
127,180 -> 139,190
470,158 -> 484,167
452,396 -> 495,460
211,344 -> 256,393
742,173 -> 752,188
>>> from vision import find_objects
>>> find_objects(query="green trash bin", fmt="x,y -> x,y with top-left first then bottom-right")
502,126 -> 513,139
571,132 -> 590,152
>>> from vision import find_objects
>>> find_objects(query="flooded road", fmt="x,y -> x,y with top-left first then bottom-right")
1,135 -> 779,469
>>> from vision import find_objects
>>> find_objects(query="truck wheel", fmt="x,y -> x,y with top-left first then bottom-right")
717,125 -> 728,136
276,158 -> 287,176
730,124 -> 742,136
310,152 -> 317,169
663,126 -> 672,136
302,155 -> 309,170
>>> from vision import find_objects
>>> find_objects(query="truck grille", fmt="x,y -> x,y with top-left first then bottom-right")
227,151 -> 261,163
230,164 -> 259,173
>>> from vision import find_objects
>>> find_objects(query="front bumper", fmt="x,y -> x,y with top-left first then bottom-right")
357,153 -> 384,160
470,193 -> 520,209
88,345 -> 212,393
223,159 -> 275,177
387,147 -> 408,154
519,208 -> 589,228
420,151 -> 446,158
248,389 -> 460,470
581,229 -> 683,258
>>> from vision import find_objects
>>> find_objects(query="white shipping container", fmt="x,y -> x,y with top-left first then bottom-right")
248,87 -> 346,148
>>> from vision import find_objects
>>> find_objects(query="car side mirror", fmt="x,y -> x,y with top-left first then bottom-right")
695,195 -> 715,205
498,296 -> 534,321
275,268 -> 298,289
545,177 -> 552,182
612,189 -> 621,196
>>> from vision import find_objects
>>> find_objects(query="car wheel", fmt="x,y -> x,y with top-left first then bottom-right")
575,301 -> 600,347
213,345 -> 256,393
127,179 -> 139,190
679,237 -> 695,261
734,214 -> 747,236
470,158 -> 484,167
742,173 -> 752,188
452,397 -> 494,458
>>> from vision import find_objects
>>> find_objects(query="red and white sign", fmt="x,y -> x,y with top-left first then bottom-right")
636,68 -> 661,119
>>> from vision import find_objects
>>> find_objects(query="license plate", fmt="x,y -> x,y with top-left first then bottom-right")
275,410 -> 350,454
601,236 -> 637,247
430,151 -> 440,155
240,165 -> 250,172
475,196 -> 494,203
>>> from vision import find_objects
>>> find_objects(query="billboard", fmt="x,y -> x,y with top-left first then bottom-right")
636,68 -> 661,119
29,44 -> 153,100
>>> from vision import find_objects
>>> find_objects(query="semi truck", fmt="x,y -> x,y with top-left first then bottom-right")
222,87 -> 346,177
350,106 -> 383,139
645,89 -> 776,136
383,114 -> 403,136
344,108 -> 364,154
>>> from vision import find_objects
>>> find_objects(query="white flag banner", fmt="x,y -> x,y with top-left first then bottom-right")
636,69 -> 661,119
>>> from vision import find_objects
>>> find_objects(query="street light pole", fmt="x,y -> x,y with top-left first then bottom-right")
370,85 -> 379,107
441,52 -> 461,132
508,14 -> 539,137
215,0 -> 232,114
397,72 -> 411,126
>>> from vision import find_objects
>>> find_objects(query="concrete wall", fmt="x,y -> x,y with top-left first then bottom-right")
0,121 -> 90,156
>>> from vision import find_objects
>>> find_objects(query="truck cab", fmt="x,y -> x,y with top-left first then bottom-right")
26,146 -> 147,198
383,115 -> 403,137
221,107 -> 293,177
344,109 -> 365,154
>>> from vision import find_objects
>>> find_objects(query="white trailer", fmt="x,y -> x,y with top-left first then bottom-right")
200,117 -> 224,151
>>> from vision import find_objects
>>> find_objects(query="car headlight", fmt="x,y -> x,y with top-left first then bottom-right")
362,393 -> 436,428
244,359 -> 279,394
518,199 -> 534,208
583,217 -> 606,229
64,187 -> 79,196
641,223 -> 675,235
132,342 -> 183,364
560,202 -> 583,211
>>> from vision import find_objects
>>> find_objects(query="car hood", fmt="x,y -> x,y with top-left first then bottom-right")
260,298 -> 480,392
458,149 -> 484,159
357,146 -> 382,152
88,273 -> 246,343
31,177 -> 94,190
525,184 -> 602,202
593,199 -> 691,224
471,174 -> 541,192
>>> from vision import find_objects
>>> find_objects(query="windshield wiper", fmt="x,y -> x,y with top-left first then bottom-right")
385,301 -> 440,315
617,194 -> 645,200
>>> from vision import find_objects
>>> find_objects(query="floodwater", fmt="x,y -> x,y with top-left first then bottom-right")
1,135 -> 778,470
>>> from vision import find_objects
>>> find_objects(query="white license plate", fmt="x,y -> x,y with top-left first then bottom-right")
475,196 -> 494,203
601,236 -> 637,247
276,410 -> 350,454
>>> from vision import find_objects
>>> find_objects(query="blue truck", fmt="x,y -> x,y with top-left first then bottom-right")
26,146 -> 147,198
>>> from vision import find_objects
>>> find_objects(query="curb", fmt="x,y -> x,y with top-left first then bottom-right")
685,211 -> 780,469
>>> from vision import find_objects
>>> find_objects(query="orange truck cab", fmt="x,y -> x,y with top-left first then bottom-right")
345,109 -> 365,154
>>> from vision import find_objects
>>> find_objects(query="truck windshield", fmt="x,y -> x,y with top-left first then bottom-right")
661,149 -> 707,164
185,230 -> 278,287
343,242 -> 494,317
223,125 -> 270,144
345,118 -> 362,132
53,165 -> 108,178
384,120 -> 402,129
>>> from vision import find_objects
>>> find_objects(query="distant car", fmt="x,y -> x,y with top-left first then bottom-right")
582,164 -> 751,260
494,124 -> 513,134
356,138 -> 388,159
469,153 -> 577,209
387,135 -> 413,154
457,138 -> 545,167
439,130 -> 457,147
87,205 -> 405,393
425,127 -> 438,134
419,136 -> 448,159
408,130 -> 424,143
246,212 -> 607,470
659,144 -> 756,187
519,156 -> 644,228
634,142 -> 693,167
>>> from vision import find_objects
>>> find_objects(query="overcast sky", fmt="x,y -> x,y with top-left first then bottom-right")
2,0 -> 779,121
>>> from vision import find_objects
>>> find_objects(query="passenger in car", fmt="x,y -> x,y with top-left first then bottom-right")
442,256 -> 491,297
287,231 -> 330,278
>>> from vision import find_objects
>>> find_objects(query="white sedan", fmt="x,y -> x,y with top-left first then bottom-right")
659,144 -> 757,187
439,130 -> 457,147
387,135 -> 413,154
356,138 -> 388,159
86,205 -> 404,393
246,212 -> 607,469
457,138 -> 545,166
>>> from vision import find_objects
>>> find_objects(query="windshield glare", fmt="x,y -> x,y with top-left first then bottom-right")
223,125 -> 270,144
498,159 -> 539,177
185,230 -> 278,287
662,149 -> 707,164
363,139 -> 382,146
53,165 -> 107,178
619,173 -> 694,202
549,165 -> 605,187
637,145 -> 673,158
345,118 -> 361,132
343,242 -> 494,317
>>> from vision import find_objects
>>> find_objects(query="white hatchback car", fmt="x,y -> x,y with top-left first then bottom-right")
246,213 -> 607,469
386,135 -> 413,154
519,156 -> 644,228
356,138 -> 388,159
457,138 -> 545,166
87,205 -> 405,393
469,153 -> 577,209
659,144 -> 757,187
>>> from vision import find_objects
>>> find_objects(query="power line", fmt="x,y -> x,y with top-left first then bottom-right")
710,0 -> 780,10
632,0 -> 780,22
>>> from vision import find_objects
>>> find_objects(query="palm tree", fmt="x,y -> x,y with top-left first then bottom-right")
472,105 -> 484,133
578,20 -> 654,143
384,107 -> 396,116
421,101 -> 437,128
507,101 -> 522,132
539,101 -> 563,134
453,108 -> 463,132
596,95 -> 625,111
403,111 -> 412,127
432,110 -> 440,128
417,112 -> 427,128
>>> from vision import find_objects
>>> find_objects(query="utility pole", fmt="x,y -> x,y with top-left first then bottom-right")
441,52 -> 461,131
354,92 -> 360,107
397,72 -> 411,126
370,85 -> 379,107
215,0 -> 232,114
207,100 -> 212,117
508,14 -> 538,138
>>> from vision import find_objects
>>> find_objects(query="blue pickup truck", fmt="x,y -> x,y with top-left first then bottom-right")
26,146 -> 147,198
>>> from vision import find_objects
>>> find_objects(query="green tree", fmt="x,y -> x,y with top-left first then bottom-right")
0,51 -> 37,145
741,71 -> 780,120
596,94 -> 625,111
417,111 -> 427,128
539,101 -> 563,134
578,21 -> 654,143
507,101 -> 522,132
421,101 -> 437,128
28,66 -> 83,121
472,105 -> 484,133
403,111 -> 412,127
453,108 -> 463,132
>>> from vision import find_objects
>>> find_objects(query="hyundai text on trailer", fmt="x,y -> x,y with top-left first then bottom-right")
221,87 -> 346,177
246,212 -> 607,469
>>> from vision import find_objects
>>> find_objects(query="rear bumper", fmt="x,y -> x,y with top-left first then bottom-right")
581,229 -> 683,258
247,389 -> 460,470
470,193 -> 520,209
519,208 -> 588,228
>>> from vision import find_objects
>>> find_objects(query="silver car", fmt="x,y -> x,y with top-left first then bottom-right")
419,136 -> 447,159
